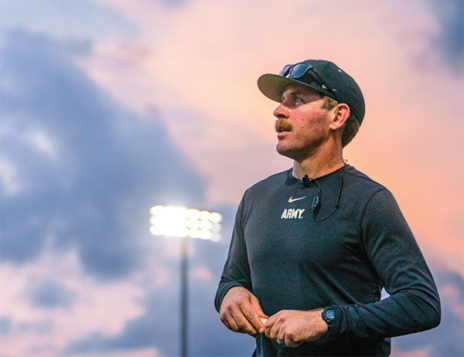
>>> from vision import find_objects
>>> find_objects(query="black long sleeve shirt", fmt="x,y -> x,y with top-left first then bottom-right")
215,165 -> 440,356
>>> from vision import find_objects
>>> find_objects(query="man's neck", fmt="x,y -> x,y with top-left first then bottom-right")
292,152 -> 345,180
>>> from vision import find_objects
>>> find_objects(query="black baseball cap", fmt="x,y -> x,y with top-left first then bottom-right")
257,60 -> 365,125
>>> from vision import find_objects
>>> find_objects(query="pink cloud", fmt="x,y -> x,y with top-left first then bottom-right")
3,1 -> 460,355
85,0 -> 463,274
0,253 -> 146,356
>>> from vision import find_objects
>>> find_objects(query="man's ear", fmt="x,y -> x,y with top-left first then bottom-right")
329,103 -> 350,130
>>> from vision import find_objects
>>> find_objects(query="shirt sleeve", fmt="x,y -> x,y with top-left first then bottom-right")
214,195 -> 253,312
330,189 -> 441,339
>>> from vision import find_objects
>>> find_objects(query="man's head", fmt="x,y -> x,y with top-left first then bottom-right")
257,60 -> 365,147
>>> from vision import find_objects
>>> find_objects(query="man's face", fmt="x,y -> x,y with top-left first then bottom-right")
273,83 -> 332,161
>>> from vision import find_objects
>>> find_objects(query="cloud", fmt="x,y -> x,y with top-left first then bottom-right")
1,1 -> 463,356
0,27 -> 250,356
0,29 -> 207,280
18,320 -> 54,335
62,287 -> 179,355
27,278 -> 75,309
60,208 -> 256,356
426,0 -> 464,73
0,317 -> 11,336
0,0 -> 139,40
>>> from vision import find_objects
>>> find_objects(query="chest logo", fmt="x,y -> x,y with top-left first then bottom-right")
288,195 -> 307,203
281,208 -> 305,219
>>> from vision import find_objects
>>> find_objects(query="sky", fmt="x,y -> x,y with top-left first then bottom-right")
0,0 -> 463,356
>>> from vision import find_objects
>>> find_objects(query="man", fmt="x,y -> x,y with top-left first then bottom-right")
214,59 -> 440,356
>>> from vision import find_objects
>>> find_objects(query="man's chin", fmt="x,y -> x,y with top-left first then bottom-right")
276,146 -> 296,160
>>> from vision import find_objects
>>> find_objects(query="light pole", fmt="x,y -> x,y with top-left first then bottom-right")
149,205 -> 222,357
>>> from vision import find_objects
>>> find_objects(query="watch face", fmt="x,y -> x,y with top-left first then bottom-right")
326,308 -> 335,320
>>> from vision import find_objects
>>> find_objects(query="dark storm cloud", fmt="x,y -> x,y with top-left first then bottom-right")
427,0 -> 464,72
0,29 -> 207,280
0,317 -> 11,335
0,27 -> 252,357
28,279 -> 75,309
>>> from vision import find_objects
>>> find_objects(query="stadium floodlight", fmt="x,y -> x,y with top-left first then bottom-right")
149,205 -> 223,357
150,205 -> 222,242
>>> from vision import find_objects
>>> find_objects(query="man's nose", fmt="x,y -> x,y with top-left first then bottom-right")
273,103 -> 289,119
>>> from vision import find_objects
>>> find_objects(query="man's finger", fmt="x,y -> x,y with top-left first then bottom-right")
240,305 -> 267,334
230,306 -> 260,336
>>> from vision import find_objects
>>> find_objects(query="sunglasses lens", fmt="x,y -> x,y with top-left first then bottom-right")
279,64 -> 292,77
290,63 -> 309,79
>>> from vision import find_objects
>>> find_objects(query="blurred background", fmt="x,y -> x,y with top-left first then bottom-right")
0,0 -> 463,356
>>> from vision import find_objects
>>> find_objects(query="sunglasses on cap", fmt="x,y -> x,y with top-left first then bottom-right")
279,63 -> 338,100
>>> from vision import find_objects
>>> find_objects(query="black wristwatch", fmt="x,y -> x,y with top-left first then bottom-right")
321,306 -> 335,331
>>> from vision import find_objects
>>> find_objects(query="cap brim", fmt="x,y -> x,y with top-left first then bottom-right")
257,74 -> 332,102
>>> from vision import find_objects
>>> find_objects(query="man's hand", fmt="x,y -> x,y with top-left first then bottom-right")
264,309 -> 328,347
219,286 -> 268,338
